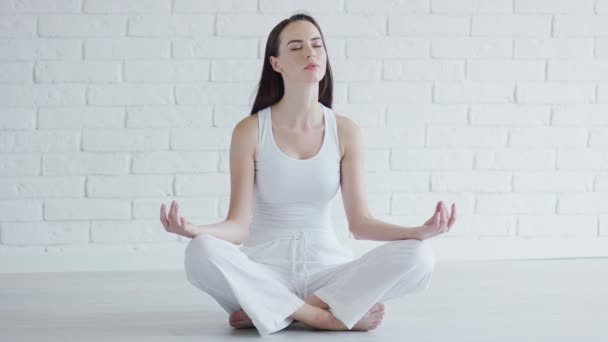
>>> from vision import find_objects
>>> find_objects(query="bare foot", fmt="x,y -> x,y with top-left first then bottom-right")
348,303 -> 385,331
230,302 -> 385,331
229,309 -> 254,329
304,294 -> 330,310
229,295 -> 326,329
297,302 -> 385,331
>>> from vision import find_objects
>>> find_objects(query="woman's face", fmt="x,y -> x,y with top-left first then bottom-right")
270,20 -> 327,84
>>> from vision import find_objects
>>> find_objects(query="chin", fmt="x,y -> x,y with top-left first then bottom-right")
289,72 -> 325,84
306,72 -> 326,82
303,78 -> 323,85
295,76 -> 323,84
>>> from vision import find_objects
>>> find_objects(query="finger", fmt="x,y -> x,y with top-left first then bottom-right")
173,201 -> 180,225
180,216 -> 186,229
448,203 -> 457,228
171,202 -> 179,226
439,202 -> 447,224
435,201 -> 441,217
168,200 -> 175,221
434,210 -> 441,228
445,203 -> 453,227
175,203 -> 181,226
160,204 -> 169,229
446,203 -> 453,229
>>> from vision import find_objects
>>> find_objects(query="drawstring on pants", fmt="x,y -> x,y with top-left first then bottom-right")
244,228 -> 346,298
288,231 -> 308,296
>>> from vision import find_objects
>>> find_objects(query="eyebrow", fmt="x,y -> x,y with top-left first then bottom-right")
286,37 -> 323,45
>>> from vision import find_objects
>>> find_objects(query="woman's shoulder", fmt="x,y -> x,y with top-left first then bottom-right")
233,113 -> 258,137
334,112 -> 362,140
333,112 -> 362,160
334,112 -> 359,131
231,113 -> 259,159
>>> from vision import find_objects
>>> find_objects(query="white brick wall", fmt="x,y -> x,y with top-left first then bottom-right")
1,0 -> 607,273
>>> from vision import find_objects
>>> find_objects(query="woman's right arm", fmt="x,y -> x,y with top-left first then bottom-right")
190,219 -> 250,244
183,115 -> 257,244
161,200 -> 250,242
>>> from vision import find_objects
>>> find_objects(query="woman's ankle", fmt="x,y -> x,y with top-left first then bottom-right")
304,294 -> 330,310
289,303 -> 346,331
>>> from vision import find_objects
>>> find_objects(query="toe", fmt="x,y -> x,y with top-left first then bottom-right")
231,310 -> 247,320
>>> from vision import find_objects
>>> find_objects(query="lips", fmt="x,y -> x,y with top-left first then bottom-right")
305,63 -> 320,69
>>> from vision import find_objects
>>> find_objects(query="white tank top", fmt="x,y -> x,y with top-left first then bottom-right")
241,102 -> 354,271
252,102 -> 340,232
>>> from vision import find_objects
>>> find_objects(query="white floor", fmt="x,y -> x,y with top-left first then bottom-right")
1,258 -> 606,341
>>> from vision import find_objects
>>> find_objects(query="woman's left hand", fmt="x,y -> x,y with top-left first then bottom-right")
414,201 -> 456,240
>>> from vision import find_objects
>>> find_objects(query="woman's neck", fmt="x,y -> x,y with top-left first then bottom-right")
272,82 -> 321,129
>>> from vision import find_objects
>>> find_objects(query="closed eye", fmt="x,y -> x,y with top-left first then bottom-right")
291,46 -> 323,51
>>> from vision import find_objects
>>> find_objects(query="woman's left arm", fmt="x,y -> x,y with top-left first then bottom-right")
337,114 -> 420,241
351,216 -> 420,241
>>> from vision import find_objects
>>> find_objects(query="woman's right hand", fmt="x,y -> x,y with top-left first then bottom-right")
415,201 -> 456,240
160,200 -> 198,239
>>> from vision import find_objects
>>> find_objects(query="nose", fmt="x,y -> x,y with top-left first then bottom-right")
305,45 -> 316,58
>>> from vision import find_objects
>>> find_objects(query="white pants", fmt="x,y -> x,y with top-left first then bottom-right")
184,230 -> 435,336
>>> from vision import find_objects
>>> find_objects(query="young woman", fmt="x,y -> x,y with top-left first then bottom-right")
160,13 -> 456,337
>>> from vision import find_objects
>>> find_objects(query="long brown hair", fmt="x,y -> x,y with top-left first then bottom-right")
249,13 -> 334,115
